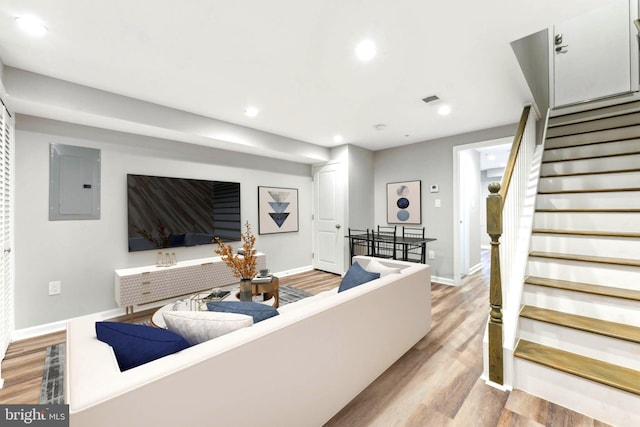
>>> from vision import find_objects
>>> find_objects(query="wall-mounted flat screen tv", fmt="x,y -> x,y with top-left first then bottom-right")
127,174 -> 241,252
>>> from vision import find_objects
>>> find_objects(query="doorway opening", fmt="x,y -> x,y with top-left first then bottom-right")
453,138 -> 511,285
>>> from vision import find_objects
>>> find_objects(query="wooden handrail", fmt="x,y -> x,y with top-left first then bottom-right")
485,104 -> 532,386
499,105 -> 532,203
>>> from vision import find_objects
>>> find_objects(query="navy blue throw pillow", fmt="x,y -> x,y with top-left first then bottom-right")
95,322 -> 190,371
338,262 -> 380,293
206,301 -> 279,323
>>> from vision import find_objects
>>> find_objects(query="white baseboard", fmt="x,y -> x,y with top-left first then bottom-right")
273,265 -> 314,278
468,262 -> 483,275
11,267 -> 316,341
431,276 -> 456,286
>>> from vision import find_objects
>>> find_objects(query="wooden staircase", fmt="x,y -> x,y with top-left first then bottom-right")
512,100 -> 640,426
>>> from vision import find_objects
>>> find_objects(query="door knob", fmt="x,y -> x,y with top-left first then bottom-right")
335,224 -> 341,229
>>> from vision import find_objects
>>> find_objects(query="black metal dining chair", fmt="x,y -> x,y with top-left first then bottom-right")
402,226 -> 426,263
372,225 -> 397,259
348,228 -> 371,263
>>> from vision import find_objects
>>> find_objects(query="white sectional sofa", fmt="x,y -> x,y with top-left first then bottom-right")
65,256 -> 431,427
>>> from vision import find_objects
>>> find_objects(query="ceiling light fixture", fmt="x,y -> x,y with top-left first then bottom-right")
244,107 -> 259,117
374,124 -> 387,131
438,105 -> 451,116
333,135 -> 344,144
15,16 -> 48,36
355,39 -> 376,61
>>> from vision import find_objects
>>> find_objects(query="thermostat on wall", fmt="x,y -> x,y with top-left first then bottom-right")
430,184 -> 439,193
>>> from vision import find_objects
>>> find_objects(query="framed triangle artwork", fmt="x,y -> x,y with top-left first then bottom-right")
258,186 -> 299,234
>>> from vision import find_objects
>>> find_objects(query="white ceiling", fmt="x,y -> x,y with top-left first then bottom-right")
0,1 -> 611,152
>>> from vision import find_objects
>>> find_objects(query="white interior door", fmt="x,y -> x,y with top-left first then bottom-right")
312,162 -> 344,274
554,0 -> 632,107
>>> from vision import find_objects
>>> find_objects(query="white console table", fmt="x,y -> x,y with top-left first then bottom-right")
115,253 -> 267,314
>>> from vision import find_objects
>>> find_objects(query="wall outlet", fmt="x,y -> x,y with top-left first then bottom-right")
435,199 -> 441,208
428,250 -> 435,260
49,281 -> 61,295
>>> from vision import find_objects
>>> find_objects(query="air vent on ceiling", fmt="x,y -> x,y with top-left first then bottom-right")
422,95 -> 440,104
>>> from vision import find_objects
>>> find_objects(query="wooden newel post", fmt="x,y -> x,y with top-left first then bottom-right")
486,182 -> 504,385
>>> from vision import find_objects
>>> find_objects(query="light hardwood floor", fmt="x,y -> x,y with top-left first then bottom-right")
0,259 -> 608,426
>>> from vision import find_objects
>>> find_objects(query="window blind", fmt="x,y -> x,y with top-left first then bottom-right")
0,100 -> 14,386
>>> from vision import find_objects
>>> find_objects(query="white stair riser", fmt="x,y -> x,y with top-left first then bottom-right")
518,318 -> 640,370
547,111 -> 640,138
541,154 -> 640,176
536,191 -> 640,210
527,258 -> 640,290
530,234 -> 640,259
545,125 -> 640,150
533,212 -> 640,233
522,284 -> 640,326
513,359 -> 640,427
543,139 -> 640,162
539,171 -> 640,193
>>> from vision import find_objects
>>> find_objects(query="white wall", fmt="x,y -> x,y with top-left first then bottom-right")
347,145 -> 375,229
459,150 -> 482,272
374,124 -> 516,281
14,116 -> 313,329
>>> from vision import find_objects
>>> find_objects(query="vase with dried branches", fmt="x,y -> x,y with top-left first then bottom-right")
213,221 -> 257,301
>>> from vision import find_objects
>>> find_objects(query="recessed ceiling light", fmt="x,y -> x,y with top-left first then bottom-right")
355,40 -> 376,61
333,135 -> 344,144
15,16 -> 47,36
374,124 -> 386,131
438,105 -> 451,116
244,107 -> 259,117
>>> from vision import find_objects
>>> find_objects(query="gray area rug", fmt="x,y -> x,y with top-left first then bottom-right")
39,285 -> 313,404
279,285 -> 313,305
39,342 -> 65,404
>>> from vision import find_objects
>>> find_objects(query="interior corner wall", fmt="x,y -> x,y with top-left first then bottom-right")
373,124 -> 516,281
347,145 -> 375,229
14,116 -> 312,329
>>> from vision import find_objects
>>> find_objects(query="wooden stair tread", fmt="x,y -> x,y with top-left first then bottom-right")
520,305 -> 640,344
545,125 -> 640,150
529,251 -> 640,267
525,276 -> 640,302
538,187 -> 640,194
549,100 -> 640,128
532,229 -> 640,238
540,168 -> 640,178
542,150 -> 640,163
514,340 -> 640,395
547,111 -> 640,138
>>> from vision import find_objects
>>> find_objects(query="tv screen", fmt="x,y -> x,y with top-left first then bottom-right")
127,174 -> 241,252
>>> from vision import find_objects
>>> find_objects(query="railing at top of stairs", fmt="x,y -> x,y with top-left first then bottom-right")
486,105 -> 535,385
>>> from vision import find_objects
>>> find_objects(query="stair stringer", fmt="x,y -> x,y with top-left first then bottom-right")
482,118 -> 547,389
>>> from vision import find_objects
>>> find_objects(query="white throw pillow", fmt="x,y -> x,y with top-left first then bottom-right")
162,311 -> 253,345
364,258 -> 401,277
